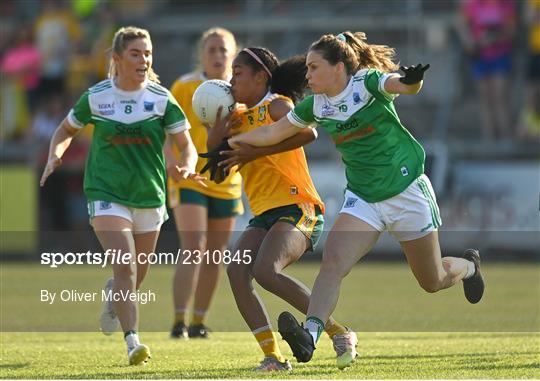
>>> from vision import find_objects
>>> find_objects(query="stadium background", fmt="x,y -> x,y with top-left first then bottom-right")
1,0 -> 538,256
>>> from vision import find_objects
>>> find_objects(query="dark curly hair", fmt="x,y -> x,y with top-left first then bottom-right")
236,47 -> 307,103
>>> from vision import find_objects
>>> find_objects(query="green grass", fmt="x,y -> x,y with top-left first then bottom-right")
1,332 -> 538,379
1,262 -> 539,378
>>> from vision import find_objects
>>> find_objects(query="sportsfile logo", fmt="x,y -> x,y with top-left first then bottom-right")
40,249 -> 253,268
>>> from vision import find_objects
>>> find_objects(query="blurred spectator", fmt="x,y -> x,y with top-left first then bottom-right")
1,26 -> 41,107
518,0 -> 540,140
88,4 -> 118,81
33,95 -> 90,230
0,25 -> 40,140
29,95 -> 64,145
34,0 -> 81,99
33,95 -> 69,230
457,0 -> 516,141
109,0 -> 151,21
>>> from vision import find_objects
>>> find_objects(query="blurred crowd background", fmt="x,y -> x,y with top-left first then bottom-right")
1,0 -> 538,257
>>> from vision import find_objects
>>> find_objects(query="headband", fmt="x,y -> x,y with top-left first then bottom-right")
242,48 -> 272,78
336,33 -> 347,42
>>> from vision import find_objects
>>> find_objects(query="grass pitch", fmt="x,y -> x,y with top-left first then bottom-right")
1,262 -> 539,379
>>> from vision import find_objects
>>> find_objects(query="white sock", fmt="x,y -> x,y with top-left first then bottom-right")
125,333 -> 140,350
464,260 -> 476,279
307,329 -> 318,345
305,319 -> 323,344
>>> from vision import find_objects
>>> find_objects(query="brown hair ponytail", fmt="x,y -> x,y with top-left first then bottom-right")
309,31 -> 399,74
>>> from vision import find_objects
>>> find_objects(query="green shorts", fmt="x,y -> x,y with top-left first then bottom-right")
248,204 -> 324,250
178,188 -> 243,219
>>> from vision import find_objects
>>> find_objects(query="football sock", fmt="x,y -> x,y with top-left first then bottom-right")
124,330 -> 140,350
174,309 -> 187,325
464,260 -> 476,279
324,319 -> 347,339
191,309 -> 206,325
253,325 -> 286,363
306,316 -> 325,344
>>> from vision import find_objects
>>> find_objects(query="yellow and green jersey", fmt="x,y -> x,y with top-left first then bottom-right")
237,92 -> 324,216
168,72 -> 242,201
288,69 -> 425,203
67,79 -> 188,208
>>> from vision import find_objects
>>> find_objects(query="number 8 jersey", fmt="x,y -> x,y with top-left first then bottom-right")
67,79 -> 190,208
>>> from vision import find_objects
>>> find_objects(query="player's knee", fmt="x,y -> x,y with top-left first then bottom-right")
113,264 -> 136,281
191,240 -> 207,253
183,233 -> 207,253
320,251 -> 351,278
252,266 -> 279,291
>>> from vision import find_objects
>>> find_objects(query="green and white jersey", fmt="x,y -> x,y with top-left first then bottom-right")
287,69 -> 426,203
67,79 -> 190,208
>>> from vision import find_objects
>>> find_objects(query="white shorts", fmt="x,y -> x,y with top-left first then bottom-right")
87,200 -> 168,234
339,174 -> 442,242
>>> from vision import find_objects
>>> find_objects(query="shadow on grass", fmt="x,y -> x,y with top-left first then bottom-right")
361,350 -> 539,361
0,363 -> 30,369
370,332 -> 539,340
463,362 -> 540,371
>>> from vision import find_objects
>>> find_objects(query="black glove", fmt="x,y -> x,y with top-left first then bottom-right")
199,139 -> 231,184
398,63 -> 430,85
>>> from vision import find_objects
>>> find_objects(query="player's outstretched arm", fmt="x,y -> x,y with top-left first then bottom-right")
219,125 -> 317,173
221,97 -> 315,165
261,98 -> 317,154
170,129 -> 206,186
40,119 -> 79,187
228,116 -> 301,148
384,63 -> 430,95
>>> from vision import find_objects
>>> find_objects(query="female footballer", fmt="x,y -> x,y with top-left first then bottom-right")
165,27 -> 243,340
204,47 -> 356,371
40,26 -> 203,365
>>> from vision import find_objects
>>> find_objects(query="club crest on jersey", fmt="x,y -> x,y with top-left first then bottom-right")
321,104 -> 335,117
290,186 -> 298,195
353,92 -> 361,104
258,106 -> 266,121
99,201 -> 112,210
301,215 -> 314,228
143,101 -> 154,112
344,197 -> 357,208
